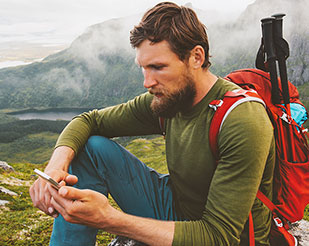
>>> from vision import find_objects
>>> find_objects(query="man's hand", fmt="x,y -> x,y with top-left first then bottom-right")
29,170 -> 78,217
48,185 -> 113,228
48,185 -> 175,246
29,146 -> 75,217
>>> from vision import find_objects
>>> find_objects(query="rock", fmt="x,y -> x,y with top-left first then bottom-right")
108,236 -> 144,246
0,186 -> 18,196
0,161 -> 14,172
289,220 -> 309,246
0,200 -> 9,206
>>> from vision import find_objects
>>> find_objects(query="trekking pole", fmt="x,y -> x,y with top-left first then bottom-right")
272,13 -> 296,162
261,17 -> 288,160
261,18 -> 281,105
272,14 -> 290,106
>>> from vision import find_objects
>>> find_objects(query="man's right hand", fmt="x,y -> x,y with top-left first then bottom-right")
29,146 -> 76,217
29,169 -> 70,217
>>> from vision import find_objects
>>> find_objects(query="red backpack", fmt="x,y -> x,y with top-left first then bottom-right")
209,68 -> 309,246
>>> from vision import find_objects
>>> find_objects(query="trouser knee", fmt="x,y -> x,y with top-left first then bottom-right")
69,136 -> 133,195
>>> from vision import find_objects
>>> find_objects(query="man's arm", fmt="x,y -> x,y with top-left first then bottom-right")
30,93 -> 159,217
48,185 -> 175,246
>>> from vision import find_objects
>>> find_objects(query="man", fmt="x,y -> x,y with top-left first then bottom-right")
30,2 -> 275,246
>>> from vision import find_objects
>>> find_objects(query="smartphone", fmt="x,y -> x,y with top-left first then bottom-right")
34,169 -> 60,190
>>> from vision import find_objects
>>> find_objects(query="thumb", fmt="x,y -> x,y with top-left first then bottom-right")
59,186 -> 87,201
65,175 -> 78,185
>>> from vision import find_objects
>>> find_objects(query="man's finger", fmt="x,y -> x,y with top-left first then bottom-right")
58,186 -> 88,201
65,175 -> 78,185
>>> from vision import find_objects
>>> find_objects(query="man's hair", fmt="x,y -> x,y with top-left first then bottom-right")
130,2 -> 211,69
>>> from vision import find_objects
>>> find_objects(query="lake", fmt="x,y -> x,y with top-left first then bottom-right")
9,108 -> 93,121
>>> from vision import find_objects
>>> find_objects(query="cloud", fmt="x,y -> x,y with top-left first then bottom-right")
40,67 -> 91,95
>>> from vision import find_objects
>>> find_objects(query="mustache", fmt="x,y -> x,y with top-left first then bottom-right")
148,88 -> 163,95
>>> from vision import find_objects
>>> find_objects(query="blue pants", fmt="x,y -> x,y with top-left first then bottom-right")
50,136 -> 179,246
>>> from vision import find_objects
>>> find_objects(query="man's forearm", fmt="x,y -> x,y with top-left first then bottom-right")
104,207 -> 175,246
45,146 -> 75,173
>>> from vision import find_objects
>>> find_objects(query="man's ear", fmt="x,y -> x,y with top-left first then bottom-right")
189,45 -> 205,69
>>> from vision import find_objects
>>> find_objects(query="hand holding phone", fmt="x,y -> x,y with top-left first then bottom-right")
34,169 -> 60,190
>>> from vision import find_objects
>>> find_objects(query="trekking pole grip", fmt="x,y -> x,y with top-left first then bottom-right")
272,13 -> 291,105
261,17 -> 280,104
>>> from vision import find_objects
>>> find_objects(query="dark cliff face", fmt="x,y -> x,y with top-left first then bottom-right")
288,33 -> 309,86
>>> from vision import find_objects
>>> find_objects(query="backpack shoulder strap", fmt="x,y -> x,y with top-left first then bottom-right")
209,89 -> 265,159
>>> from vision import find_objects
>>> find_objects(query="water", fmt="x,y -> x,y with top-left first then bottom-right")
10,109 -> 92,121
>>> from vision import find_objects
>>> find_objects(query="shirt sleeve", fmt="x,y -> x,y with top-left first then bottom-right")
55,92 -> 161,154
173,102 -> 275,245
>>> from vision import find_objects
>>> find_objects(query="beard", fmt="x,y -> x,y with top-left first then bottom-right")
149,73 -> 197,118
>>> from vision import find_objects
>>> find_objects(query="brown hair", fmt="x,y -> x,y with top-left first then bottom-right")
130,2 -> 211,68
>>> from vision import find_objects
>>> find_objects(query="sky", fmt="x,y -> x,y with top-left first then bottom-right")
0,0 -> 255,67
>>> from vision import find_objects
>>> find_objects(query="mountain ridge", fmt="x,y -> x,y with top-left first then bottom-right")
0,0 -> 307,109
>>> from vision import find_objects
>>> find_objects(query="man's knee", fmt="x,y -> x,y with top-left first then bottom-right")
85,136 -> 124,166
86,136 -> 116,154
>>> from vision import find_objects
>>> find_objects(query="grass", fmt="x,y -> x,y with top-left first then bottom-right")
0,162 -> 118,245
0,132 -> 58,164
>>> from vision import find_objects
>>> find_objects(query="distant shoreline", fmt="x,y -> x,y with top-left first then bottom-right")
7,107 -> 95,115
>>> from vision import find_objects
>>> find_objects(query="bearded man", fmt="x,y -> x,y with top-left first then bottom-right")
30,2 -> 275,246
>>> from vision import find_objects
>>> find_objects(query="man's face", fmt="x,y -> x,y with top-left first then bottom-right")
136,40 -> 196,118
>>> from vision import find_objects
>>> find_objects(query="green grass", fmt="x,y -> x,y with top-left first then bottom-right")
0,162 -> 53,245
0,162 -> 118,245
126,137 -> 168,173
0,132 -> 58,164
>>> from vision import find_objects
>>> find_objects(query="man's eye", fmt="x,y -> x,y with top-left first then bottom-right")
153,65 -> 164,70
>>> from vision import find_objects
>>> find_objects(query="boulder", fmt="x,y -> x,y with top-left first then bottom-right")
289,220 -> 309,246
0,186 -> 18,196
0,200 -> 9,206
0,161 -> 14,172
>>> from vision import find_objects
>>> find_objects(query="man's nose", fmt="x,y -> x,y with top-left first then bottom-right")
143,70 -> 158,88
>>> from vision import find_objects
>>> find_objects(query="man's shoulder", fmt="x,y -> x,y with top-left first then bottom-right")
216,77 -> 241,96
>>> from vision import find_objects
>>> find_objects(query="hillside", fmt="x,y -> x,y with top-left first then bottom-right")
0,0 -> 308,109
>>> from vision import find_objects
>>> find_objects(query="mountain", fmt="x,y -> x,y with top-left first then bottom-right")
0,0 -> 308,109
0,15 -> 145,109
209,0 -> 309,86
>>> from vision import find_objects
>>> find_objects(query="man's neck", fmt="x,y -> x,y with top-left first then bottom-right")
193,69 -> 218,106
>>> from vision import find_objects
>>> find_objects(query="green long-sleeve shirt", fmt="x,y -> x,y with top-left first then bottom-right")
56,78 -> 275,245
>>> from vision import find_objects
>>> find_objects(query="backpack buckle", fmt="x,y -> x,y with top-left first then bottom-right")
209,100 -> 223,111
280,112 -> 292,124
273,217 -> 283,227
